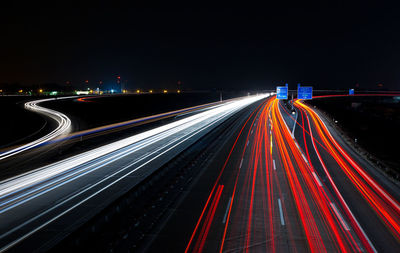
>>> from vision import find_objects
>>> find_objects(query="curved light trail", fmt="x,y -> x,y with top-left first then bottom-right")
0,97 -> 73,160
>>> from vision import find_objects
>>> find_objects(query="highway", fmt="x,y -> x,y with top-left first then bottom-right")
144,96 -> 400,252
0,94 -> 268,252
1,93 -> 400,252
0,96 -> 245,180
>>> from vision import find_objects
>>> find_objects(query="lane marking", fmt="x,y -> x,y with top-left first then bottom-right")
55,184 -> 91,204
312,172 -> 323,187
330,202 -> 350,231
239,158 -> 243,169
270,137 -> 273,154
291,109 -> 298,137
273,159 -> 277,171
246,141 -> 249,147
222,197 -> 232,224
294,141 -> 309,165
278,198 -> 285,226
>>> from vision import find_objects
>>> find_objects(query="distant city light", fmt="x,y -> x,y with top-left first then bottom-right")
76,90 -> 90,95
39,89 -> 43,93
163,89 -> 168,93
136,89 -> 140,93
111,89 -> 115,93
149,90 -> 153,93
177,90 -> 181,93
18,89 -> 23,93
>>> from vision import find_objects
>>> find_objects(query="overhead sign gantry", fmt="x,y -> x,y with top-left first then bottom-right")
276,83 -> 288,99
297,83 -> 313,99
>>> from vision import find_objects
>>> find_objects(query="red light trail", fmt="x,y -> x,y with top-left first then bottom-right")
185,94 -> 400,252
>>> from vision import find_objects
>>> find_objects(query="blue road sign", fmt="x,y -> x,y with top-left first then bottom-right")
298,86 -> 313,99
349,89 -> 354,95
276,86 -> 288,99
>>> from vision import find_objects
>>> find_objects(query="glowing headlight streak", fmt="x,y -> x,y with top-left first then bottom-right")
1,96 -> 236,161
0,95 -> 267,202
0,95 -> 268,252
0,97 -> 73,160
55,98 -> 232,145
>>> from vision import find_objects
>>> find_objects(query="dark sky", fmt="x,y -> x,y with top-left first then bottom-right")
1,2 -> 400,90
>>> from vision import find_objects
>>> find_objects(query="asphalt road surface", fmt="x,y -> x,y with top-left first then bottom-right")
144,97 -> 400,252
1,94 -> 400,252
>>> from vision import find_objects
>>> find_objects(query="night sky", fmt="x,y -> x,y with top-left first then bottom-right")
1,3 -> 400,90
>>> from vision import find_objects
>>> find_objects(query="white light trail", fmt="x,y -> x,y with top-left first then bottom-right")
0,94 -> 268,199
0,97 -> 73,160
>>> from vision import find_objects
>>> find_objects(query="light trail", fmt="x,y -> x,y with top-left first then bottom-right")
294,101 -> 377,253
0,97 -> 73,160
53,98 -> 234,144
295,98 -> 400,246
272,99 -> 328,253
0,94 -> 268,252
185,98 -> 267,253
4,92 -> 400,252
0,95 -> 267,200
180,94 -> 400,252
0,96 -> 230,158
191,96 -> 365,252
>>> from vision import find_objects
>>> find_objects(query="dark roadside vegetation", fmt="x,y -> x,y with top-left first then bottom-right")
308,95 -> 400,177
